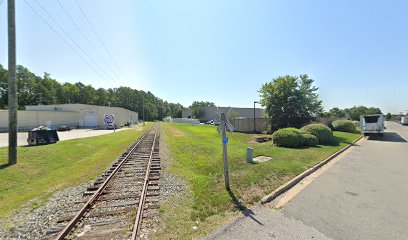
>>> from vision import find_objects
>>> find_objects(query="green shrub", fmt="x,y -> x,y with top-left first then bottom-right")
332,120 -> 356,133
283,128 -> 307,146
327,135 -> 340,146
301,124 -> 333,144
302,133 -> 319,146
272,129 -> 301,148
352,120 -> 360,127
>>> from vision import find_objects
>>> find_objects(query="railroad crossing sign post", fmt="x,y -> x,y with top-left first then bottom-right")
218,112 -> 234,191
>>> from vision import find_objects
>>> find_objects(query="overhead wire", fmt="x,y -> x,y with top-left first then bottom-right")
24,0 -> 115,88
54,0 -> 124,87
73,0 -> 126,78
55,0 -> 125,86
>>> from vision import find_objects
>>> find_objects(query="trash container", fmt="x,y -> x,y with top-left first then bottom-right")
27,126 -> 60,146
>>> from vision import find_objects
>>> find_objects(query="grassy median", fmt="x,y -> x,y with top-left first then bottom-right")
153,123 -> 361,239
0,123 -> 152,218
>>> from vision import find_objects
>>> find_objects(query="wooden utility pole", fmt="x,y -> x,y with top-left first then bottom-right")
143,98 -> 145,126
8,0 -> 17,164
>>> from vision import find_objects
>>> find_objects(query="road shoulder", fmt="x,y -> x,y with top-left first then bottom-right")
204,204 -> 332,240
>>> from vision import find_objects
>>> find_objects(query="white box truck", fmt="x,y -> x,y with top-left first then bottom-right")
401,116 -> 408,126
360,114 -> 384,136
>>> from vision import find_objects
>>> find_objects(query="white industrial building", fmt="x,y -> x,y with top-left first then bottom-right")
0,104 -> 138,131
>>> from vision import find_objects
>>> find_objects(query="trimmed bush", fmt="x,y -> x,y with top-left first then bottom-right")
352,120 -> 360,127
283,128 -> 307,145
302,133 -> 319,146
332,120 -> 356,133
301,124 -> 333,144
327,136 -> 340,146
272,129 -> 301,148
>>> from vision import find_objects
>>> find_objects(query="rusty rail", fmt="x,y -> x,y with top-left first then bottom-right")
55,130 -> 151,240
131,133 -> 157,239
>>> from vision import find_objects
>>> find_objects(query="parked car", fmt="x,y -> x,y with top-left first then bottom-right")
57,125 -> 71,131
106,124 -> 117,130
205,120 -> 221,125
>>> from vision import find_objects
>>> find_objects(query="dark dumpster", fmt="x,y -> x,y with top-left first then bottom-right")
27,126 -> 60,146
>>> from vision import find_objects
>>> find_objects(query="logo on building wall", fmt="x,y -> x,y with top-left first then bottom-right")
103,114 -> 115,124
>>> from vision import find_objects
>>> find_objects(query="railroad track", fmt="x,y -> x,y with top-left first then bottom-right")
51,126 -> 160,239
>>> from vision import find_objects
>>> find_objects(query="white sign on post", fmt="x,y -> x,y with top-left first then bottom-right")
103,114 -> 115,125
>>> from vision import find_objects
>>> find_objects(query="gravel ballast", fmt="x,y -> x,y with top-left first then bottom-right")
0,125 -> 187,240
0,183 -> 88,240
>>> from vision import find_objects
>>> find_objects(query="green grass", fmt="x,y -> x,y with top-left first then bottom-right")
0,123 -> 152,218
154,123 -> 361,239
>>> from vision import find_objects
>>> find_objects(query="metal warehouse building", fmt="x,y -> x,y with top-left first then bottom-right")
182,106 -> 268,133
182,106 -> 264,121
0,104 -> 138,131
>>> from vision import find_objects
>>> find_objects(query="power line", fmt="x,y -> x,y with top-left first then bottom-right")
54,0 -> 121,86
55,0 -> 124,85
73,0 -> 126,78
24,0 -> 114,88
33,0 -> 122,88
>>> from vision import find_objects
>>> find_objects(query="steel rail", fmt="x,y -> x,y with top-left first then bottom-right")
55,131 -> 150,240
131,133 -> 157,239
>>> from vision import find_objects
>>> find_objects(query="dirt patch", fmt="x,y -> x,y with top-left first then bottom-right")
248,135 -> 272,144
248,140 -> 260,144
167,125 -> 184,137
238,185 -> 266,203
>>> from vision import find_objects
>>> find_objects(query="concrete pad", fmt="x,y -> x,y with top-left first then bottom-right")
253,156 -> 273,163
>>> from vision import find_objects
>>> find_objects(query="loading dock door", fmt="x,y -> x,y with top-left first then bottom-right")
83,110 -> 98,127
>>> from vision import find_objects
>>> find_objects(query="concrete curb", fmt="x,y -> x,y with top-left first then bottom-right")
260,135 -> 365,204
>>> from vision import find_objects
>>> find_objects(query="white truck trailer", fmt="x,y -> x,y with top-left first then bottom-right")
401,116 -> 408,126
360,114 -> 384,136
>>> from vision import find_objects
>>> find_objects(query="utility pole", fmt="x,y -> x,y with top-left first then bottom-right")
8,0 -> 17,164
142,98 -> 145,126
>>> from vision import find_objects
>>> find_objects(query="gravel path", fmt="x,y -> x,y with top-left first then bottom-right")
158,125 -> 188,202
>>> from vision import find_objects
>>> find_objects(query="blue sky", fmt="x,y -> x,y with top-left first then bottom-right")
0,0 -> 407,113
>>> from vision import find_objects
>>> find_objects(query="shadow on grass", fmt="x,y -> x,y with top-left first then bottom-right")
0,162 -> 14,170
331,136 -> 355,145
227,189 -> 263,225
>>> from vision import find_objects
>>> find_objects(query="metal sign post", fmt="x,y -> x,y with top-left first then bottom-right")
218,112 -> 234,191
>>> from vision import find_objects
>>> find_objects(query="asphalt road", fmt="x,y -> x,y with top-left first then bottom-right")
283,121 -> 408,240
206,122 -> 408,240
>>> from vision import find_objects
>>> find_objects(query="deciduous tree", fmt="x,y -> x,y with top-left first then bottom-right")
259,74 -> 323,131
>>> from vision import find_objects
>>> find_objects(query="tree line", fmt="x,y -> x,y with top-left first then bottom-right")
259,74 -> 382,132
320,106 -> 382,121
0,64 -> 184,120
